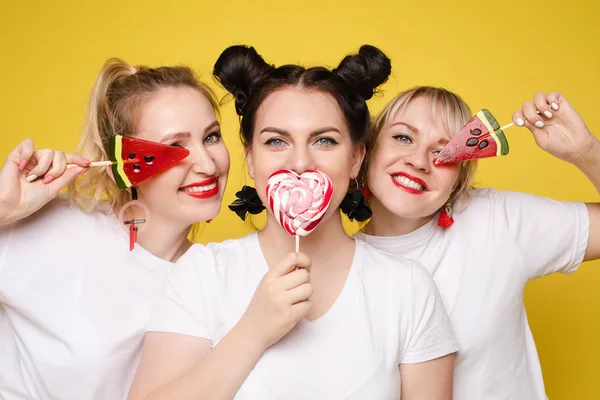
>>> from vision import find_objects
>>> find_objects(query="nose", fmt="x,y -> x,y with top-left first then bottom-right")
189,145 -> 217,177
403,146 -> 430,173
290,145 -> 315,174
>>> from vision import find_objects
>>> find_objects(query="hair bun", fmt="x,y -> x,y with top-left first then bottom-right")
213,45 -> 273,115
333,45 -> 391,100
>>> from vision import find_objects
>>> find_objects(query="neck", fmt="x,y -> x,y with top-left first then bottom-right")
116,205 -> 192,262
363,196 -> 435,237
258,211 -> 354,269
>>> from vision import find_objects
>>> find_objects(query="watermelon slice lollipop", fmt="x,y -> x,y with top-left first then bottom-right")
435,109 -> 509,164
109,135 -> 190,189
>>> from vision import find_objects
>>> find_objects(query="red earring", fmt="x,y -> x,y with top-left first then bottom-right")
118,187 -> 150,251
206,219 -> 212,224
363,185 -> 372,197
437,202 -> 454,228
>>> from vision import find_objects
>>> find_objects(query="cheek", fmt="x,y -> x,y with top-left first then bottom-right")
210,145 -> 231,174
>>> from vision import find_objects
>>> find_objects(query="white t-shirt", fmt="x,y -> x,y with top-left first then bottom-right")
148,233 -> 459,399
0,199 -> 174,400
355,188 -> 590,400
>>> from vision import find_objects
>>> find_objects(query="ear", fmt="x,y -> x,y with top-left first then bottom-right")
350,143 -> 366,179
244,146 -> 255,180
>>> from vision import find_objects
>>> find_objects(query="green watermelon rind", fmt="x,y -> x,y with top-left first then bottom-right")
481,109 -> 509,156
109,135 -> 131,190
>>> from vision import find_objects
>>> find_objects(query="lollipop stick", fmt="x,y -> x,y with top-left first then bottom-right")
498,123 -> 514,131
295,235 -> 299,253
67,160 -> 114,168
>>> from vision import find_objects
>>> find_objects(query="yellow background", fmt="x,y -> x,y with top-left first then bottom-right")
1,0 -> 598,397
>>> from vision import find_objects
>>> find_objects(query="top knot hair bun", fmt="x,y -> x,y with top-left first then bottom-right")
333,45 -> 391,101
213,45 -> 274,115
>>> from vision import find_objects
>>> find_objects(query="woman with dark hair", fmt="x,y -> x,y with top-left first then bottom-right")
129,45 -> 458,400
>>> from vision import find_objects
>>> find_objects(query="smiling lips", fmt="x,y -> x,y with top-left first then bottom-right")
390,172 -> 428,194
179,177 -> 219,199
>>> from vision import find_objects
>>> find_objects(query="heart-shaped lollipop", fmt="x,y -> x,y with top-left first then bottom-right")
266,169 -> 333,243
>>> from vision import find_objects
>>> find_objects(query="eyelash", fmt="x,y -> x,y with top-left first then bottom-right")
204,131 -> 222,144
263,136 -> 339,148
393,134 -> 443,156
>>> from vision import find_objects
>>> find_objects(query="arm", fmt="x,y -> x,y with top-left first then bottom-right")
513,92 -> 599,262
128,324 -> 264,400
128,252 -> 313,400
399,354 -> 454,400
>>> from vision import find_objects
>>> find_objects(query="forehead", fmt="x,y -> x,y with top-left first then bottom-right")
136,87 -> 216,140
254,87 -> 346,133
386,95 -> 455,139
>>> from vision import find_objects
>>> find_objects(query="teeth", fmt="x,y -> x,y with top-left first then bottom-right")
393,175 -> 425,191
182,182 -> 217,193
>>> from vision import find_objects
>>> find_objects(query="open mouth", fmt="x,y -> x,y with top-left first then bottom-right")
179,177 -> 219,199
390,172 -> 428,194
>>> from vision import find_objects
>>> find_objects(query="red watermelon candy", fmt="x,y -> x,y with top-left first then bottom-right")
109,135 -> 190,189
435,109 -> 509,165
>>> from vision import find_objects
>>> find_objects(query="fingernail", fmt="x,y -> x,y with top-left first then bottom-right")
551,102 -> 559,110
81,157 -> 90,164
535,121 -> 545,128
42,176 -> 54,184
516,118 -> 524,126
25,174 -> 38,182
18,160 -> 27,170
543,111 -> 553,118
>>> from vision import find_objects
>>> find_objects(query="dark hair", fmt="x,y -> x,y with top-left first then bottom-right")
213,45 -> 391,147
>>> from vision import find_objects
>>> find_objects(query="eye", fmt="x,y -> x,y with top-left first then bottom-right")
264,137 -> 286,148
204,131 -> 222,144
170,142 -> 185,148
392,134 -> 412,144
432,149 -> 442,155
315,137 -> 338,147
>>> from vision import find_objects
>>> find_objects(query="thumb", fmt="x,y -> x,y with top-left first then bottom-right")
46,166 -> 86,197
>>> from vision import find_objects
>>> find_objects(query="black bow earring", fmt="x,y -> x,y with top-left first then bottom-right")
340,179 -> 372,222
229,185 -> 266,221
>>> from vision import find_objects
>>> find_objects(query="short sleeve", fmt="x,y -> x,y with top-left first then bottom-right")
0,225 -> 11,297
496,191 -> 589,279
146,245 -> 212,339
400,264 -> 459,364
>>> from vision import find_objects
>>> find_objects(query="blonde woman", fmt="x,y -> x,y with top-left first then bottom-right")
356,86 -> 600,399
0,59 -> 230,400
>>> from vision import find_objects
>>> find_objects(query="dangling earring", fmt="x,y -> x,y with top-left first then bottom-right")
340,179 -> 372,222
228,185 -> 265,221
437,201 -> 454,228
118,187 -> 150,251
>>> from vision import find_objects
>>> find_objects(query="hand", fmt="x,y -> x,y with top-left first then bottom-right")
239,252 -> 312,349
512,91 -> 597,165
0,139 -> 90,225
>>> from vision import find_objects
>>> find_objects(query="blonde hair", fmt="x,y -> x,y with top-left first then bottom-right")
362,86 -> 478,209
68,58 -> 218,213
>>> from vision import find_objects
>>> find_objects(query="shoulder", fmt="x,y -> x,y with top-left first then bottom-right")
356,240 -> 433,289
177,233 -> 260,275
2,198 -> 114,239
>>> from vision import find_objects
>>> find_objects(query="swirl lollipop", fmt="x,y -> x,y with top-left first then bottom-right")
266,169 -> 333,252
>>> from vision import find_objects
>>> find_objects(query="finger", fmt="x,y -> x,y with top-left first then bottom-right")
287,283 -> 313,304
290,300 -> 312,321
522,102 -> 545,129
546,91 -> 562,111
277,267 -> 310,290
65,153 -> 91,168
43,151 -> 67,184
25,149 -> 55,182
533,92 -> 554,120
46,166 -> 84,198
512,110 -> 526,127
271,251 -> 311,278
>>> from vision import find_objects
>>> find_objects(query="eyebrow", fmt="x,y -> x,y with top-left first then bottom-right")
390,121 -> 449,145
259,126 -> 341,137
159,120 -> 220,143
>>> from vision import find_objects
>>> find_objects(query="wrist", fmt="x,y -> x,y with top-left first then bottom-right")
231,317 -> 269,356
573,135 -> 600,169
